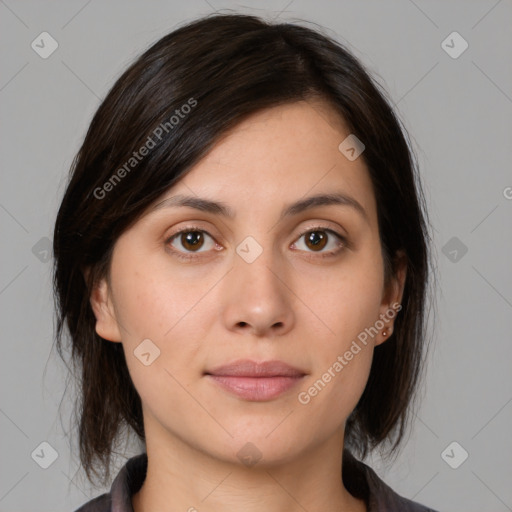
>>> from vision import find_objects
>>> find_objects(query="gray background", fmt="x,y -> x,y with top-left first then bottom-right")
1,1 -> 511,511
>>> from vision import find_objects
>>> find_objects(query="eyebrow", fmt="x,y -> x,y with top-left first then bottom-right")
150,192 -> 368,223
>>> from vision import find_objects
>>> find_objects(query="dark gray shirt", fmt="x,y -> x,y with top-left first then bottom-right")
74,450 -> 439,512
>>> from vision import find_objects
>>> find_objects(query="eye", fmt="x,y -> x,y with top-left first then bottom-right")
166,226 -> 219,260
291,227 -> 346,258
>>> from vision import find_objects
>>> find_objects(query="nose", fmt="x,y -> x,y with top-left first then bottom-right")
221,244 -> 295,338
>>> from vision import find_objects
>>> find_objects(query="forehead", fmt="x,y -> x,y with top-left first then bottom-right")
148,100 -> 378,226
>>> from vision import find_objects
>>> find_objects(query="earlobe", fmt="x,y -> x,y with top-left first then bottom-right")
89,277 -> 122,343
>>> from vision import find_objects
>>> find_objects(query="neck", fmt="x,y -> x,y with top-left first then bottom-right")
132,421 -> 366,512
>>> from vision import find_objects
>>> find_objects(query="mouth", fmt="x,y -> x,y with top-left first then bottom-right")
204,359 -> 307,401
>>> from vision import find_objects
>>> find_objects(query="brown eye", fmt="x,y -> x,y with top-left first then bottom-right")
180,231 -> 205,251
292,227 -> 346,258
304,230 -> 328,251
167,228 -> 216,257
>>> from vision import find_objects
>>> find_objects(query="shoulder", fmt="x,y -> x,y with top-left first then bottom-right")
74,493 -> 110,512
343,449 -> 440,512
365,467 -> 439,512
73,452 -> 147,512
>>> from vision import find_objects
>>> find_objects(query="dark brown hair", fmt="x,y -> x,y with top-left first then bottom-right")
53,13 -> 432,486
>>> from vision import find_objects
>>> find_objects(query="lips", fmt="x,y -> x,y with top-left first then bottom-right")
205,359 -> 306,378
204,359 -> 307,401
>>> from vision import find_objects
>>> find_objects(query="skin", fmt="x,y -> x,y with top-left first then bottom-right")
90,99 -> 406,512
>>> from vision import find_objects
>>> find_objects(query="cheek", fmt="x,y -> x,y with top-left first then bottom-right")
300,251 -> 385,342
114,275 -> 174,338
295,250 -> 384,409
109,254 -> 213,382
112,267 -> 206,414
110,249 -> 204,340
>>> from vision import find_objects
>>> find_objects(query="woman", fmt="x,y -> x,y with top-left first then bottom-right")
53,13 -> 437,512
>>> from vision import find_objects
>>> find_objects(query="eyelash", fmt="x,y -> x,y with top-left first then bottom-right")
165,224 -> 348,262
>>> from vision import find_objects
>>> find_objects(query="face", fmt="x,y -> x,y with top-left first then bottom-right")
90,100 -> 405,466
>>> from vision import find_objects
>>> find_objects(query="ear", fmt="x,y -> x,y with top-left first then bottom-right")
87,271 -> 122,343
375,252 -> 407,346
